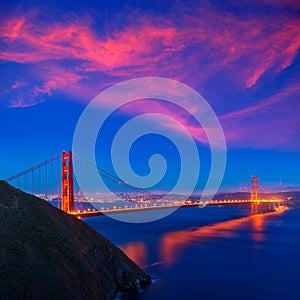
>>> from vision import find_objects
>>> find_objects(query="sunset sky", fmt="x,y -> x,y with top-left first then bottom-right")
1,0 -> 299,191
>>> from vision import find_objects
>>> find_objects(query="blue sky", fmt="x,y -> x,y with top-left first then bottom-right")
1,0 -> 299,191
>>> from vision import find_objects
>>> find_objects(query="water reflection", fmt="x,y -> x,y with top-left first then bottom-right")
159,210 -> 285,266
117,210 -> 286,268
118,241 -> 148,267
250,214 -> 266,244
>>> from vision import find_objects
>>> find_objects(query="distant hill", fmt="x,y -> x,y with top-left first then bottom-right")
213,192 -> 251,200
269,186 -> 300,192
0,181 -> 150,300
213,191 -> 300,201
185,190 -> 300,208
212,191 -> 300,208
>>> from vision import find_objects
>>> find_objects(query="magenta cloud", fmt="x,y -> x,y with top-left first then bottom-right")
0,2 -> 299,150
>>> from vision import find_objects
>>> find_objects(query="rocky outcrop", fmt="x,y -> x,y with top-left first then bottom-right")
0,181 -> 150,299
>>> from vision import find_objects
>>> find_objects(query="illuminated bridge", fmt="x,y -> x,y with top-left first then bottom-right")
5,151 -> 285,218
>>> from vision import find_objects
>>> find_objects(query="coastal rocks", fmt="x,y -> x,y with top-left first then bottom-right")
0,181 -> 150,300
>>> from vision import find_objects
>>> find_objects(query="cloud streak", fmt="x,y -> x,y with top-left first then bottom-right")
0,1 -> 299,150
1,5 -> 299,90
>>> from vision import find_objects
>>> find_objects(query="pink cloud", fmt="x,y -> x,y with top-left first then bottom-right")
7,98 -> 42,109
0,15 -> 178,69
0,4 -> 299,151
220,86 -> 300,150
11,81 -> 26,89
2,66 -> 86,108
221,86 -> 300,120
116,83 -> 300,151
1,7 -> 299,97
120,99 -> 209,145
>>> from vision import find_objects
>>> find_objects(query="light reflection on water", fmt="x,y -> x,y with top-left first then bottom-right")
85,207 -> 300,299
118,241 -> 148,268
119,210 -> 284,267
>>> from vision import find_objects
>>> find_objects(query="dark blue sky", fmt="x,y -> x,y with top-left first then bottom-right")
1,0 -> 299,191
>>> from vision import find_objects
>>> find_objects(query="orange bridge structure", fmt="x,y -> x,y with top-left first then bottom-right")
6,151 -> 286,218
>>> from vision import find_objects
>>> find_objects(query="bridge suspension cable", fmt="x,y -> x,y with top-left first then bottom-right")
5,154 -> 61,182
5,153 -> 62,206
5,151 -> 161,213
72,153 -> 160,201
4,151 -> 285,216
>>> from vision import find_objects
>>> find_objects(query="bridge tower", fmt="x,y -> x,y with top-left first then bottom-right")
62,151 -> 74,213
251,175 -> 259,214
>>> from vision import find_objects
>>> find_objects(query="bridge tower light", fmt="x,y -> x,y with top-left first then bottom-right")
251,176 -> 259,200
62,151 -> 74,213
251,175 -> 259,214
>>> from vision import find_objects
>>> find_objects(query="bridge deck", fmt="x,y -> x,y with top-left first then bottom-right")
71,199 -> 284,218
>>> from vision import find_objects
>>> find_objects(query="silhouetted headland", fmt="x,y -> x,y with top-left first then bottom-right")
0,181 -> 150,300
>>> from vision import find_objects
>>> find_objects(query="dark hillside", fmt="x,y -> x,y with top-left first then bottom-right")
0,181 -> 149,300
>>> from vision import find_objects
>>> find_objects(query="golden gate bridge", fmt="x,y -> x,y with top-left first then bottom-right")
5,151 -> 285,218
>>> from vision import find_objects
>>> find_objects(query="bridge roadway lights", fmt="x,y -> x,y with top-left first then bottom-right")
61,166 -> 281,217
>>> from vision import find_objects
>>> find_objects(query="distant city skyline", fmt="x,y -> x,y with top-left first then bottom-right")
1,0 -> 299,191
